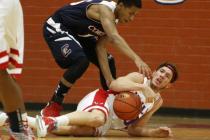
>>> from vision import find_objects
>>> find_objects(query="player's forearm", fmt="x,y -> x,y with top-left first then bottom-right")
110,78 -> 144,92
128,126 -> 154,137
128,126 -> 171,138
96,42 -> 114,86
111,34 -> 142,62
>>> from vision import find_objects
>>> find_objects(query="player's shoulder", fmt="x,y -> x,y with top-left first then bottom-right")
96,0 -> 117,16
126,72 -> 145,78
126,72 -> 145,83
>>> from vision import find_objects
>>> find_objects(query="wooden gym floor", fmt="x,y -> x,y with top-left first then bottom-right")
1,114 -> 210,140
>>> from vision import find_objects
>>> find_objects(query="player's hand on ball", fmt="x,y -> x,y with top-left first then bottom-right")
154,127 -> 173,137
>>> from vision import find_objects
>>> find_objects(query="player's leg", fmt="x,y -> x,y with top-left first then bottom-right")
44,89 -> 108,128
52,125 -> 95,136
56,110 -> 105,128
0,0 -> 34,139
41,23 -> 89,117
81,38 -> 116,90
0,70 -> 25,130
36,89 -> 109,137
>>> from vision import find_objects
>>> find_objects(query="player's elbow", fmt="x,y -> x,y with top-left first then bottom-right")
109,78 -> 125,92
109,80 -> 120,92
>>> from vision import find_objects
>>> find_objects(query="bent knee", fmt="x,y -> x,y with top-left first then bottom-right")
89,110 -> 106,127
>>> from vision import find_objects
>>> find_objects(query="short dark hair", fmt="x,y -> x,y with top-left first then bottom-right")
156,62 -> 178,83
117,0 -> 142,8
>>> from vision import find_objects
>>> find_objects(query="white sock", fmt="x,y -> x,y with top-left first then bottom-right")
55,115 -> 69,126
21,112 -> 28,122
0,111 -> 8,126
27,116 -> 36,129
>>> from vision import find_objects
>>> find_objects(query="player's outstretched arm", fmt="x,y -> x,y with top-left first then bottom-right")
98,5 -> 151,78
109,72 -> 145,92
96,36 -> 114,86
127,98 -> 172,138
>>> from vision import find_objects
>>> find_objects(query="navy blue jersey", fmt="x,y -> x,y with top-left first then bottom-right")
49,0 -> 116,39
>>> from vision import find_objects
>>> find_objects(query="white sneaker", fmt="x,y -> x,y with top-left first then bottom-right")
0,111 -> 8,126
36,115 -> 47,138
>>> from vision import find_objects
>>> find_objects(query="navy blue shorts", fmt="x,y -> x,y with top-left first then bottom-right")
43,22 -> 89,68
43,18 -> 113,70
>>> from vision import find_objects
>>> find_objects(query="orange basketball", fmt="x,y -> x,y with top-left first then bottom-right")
113,92 -> 142,120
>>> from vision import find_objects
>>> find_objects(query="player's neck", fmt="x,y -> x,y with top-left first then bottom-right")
150,83 -> 160,93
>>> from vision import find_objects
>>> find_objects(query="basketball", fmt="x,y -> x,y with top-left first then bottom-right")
113,92 -> 142,120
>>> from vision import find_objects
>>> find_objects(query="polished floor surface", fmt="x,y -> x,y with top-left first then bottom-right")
1,114 -> 210,140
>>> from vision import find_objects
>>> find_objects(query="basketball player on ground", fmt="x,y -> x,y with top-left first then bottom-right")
0,0 -> 35,139
32,62 -> 177,138
0,62 -> 176,138
41,0 -> 152,117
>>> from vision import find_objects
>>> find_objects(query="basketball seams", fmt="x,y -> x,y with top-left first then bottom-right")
114,98 -> 139,111
113,92 -> 142,120
113,99 -> 138,113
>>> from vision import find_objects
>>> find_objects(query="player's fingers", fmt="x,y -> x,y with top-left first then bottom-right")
144,67 -> 149,79
139,65 -> 143,74
141,66 -> 146,76
143,66 -> 151,79
159,126 -> 170,130
166,128 -> 173,137
148,67 -> 152,78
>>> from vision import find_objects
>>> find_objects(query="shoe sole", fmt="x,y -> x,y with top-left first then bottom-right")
36,115 -> 47,138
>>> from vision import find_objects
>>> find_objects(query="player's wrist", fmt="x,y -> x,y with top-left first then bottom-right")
106,78 -> 114,88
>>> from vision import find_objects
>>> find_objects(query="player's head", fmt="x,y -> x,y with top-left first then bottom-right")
115,0 -> 142,23
151,62 -> 178,89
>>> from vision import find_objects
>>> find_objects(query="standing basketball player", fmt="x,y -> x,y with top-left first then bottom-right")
41,0 -> 152,117
25,62 -> 177,137
0,0 -> 34,139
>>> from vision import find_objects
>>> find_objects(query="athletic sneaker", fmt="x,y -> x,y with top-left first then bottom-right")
9,127 -> 35,140
40,102 -> 63,117
36,115 -> 57,138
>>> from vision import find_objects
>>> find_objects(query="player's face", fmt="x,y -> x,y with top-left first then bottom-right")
117,5 -> 139,23
151,66 -> 173,89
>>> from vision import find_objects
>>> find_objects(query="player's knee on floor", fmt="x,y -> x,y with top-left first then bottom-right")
63,57 -> 89,83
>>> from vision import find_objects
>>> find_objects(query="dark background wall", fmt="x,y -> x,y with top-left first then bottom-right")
19,0 -> 210,110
